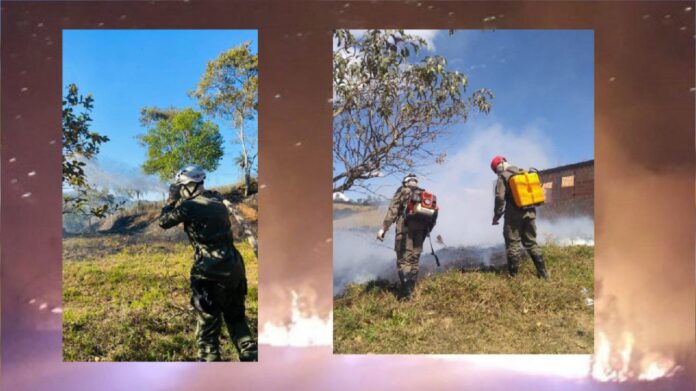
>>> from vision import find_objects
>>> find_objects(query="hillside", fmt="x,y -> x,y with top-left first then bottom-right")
333,244 -> 594,354
66,183 -> 258,243
63,183 -> 259,362
333,203 -> 384,230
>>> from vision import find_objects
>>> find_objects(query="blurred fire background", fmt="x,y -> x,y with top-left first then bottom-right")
1,1 -> 693,390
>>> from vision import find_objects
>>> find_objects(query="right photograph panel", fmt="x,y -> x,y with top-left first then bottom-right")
333,29 -> 594,354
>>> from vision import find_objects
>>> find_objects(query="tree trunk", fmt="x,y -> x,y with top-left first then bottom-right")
237,111 -> 251,197
245,172 -> 252,196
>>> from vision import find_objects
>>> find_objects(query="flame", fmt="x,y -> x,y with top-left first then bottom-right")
638,353 -> 680,381
259,291 -> 332,347
591,330 -> 681,382
261,292 -> 682,383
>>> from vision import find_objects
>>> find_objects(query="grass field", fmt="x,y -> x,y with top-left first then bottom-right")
333,203 -> 383,230
63,234 -> 258,361
333,244 -> 593,354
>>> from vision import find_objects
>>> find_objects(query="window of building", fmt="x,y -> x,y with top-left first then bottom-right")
542,182 -> 553,203
561,175 -> 575,187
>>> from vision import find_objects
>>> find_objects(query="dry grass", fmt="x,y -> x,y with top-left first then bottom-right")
63,235 -> 258,361
237,203 -> 258,223
333,204 -> 384,230
333,244 -> 594,354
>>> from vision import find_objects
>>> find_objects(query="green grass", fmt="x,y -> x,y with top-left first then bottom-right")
333,244 -> 593,354
63,235 -> 258,361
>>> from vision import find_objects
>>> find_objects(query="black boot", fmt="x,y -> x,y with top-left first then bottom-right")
405,271 -> 419,300
229,320 -> 258,362
508,263 -> 518,277
234,335 -> 258,362
397,271 -> 409,300
403,282 -> 413,301
398,271 -> 413,301
507,257 -> 518,277
531,254 -> 549,280
406,278 -> 416,300
197,345 -> 222,362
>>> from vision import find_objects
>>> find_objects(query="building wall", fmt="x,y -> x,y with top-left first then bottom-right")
537,160 -> 594,220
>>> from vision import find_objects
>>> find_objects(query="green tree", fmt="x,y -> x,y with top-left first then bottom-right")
191,42 -> 258,196
333,30 -> 494,192
62,83 -> 121,218
138,107 -> 224,182
63,187 -> 127,230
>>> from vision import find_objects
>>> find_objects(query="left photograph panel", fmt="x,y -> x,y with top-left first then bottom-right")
62,30 -> 259,362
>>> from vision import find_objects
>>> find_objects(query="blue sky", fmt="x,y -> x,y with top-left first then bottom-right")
63,29 -> 258,193
438,29 -> 594,164
64,29 -> 593,200
338,29 -> 594,199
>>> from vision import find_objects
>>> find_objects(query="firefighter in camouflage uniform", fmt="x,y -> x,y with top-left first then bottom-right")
377,174 -> 437,300
491,156 -> 549,279
159,165 -> 258,361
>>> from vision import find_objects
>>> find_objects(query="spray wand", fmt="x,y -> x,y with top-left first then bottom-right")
427,233 -> 441,267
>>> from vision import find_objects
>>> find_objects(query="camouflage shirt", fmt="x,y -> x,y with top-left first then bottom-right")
159,190 -> 244,282
494,165 -> 536,221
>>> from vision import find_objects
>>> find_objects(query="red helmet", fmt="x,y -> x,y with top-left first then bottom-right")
490,155 -> 507,172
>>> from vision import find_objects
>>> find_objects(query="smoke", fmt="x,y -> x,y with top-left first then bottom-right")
538,217 -> 594,245
334,123 -> 595,293
76,156 -> 167,197
333,228 -> 396,294
427,123 -> 555,247
593,162 -> 695,361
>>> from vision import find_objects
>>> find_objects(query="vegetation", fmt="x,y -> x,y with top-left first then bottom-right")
332,30 -> 493,192
333,203 -> 383,230
334,244 -> 593,354
63,235 -> 258,362
62,83 -> 122,218
62,42 -> 262,361
191,42 -> 258,196
138,107 -> 224,182
63,180 -> 259,361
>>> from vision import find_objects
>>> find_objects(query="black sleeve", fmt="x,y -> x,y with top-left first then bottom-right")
158,202 -> 189,229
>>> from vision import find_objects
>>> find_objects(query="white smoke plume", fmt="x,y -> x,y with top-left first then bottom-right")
78,156 -> 167,197
538,217 -> 594,246
333,228 -> 396,294
334,123 -> 594,294
428,123 -> 554,247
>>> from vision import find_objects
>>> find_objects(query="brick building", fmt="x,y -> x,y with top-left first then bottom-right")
537,160 -> 594,220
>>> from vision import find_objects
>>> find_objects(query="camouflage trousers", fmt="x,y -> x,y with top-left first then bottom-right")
190,276 -> 257,362
503,215 -> 543,269
395,223 -> 427,279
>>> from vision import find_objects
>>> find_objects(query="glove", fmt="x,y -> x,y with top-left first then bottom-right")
167,183 -> 182,205
376,228 -> 386,241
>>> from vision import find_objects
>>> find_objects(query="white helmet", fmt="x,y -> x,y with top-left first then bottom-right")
402,173 -> 418,185
175,165 -> 206,185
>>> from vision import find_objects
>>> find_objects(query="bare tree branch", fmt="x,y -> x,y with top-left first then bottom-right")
333,30 -> 493,193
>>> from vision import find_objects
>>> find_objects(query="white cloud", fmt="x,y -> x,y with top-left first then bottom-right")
403,30 -> 442,50
345,29 -> 443,51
